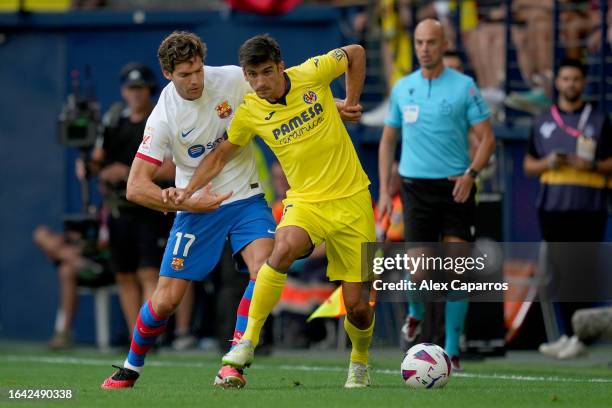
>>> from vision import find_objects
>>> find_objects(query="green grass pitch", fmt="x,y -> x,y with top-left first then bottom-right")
1,346 -> 611,407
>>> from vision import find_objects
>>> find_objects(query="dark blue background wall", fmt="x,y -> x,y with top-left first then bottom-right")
0,7 -> 346,341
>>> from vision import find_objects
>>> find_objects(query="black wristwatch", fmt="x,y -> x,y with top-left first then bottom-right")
465,168 -> 479,179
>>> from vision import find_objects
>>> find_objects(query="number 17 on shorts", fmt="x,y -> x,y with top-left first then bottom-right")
169,232 -> 196,271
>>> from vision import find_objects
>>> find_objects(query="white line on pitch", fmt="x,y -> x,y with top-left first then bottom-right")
275,364 -> 612,383
3,355 -> 611,384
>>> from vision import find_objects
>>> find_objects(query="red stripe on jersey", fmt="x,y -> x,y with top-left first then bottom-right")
135,153 -> 162,166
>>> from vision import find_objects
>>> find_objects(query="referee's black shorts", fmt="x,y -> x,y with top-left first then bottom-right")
400,177 -> 476,243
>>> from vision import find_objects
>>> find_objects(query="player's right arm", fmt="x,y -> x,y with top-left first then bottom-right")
127,157 -> 231,212
378,85 -> 402,220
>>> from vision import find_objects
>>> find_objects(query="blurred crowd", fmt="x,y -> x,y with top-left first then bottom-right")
343,0 -> 611,125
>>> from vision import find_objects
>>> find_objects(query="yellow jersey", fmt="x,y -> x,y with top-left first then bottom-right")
227,49 -> 370,203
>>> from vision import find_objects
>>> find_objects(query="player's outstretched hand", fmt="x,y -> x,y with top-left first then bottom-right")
448,174 -> 474,203
336,99 -> 363,123
188,184 -> 233,212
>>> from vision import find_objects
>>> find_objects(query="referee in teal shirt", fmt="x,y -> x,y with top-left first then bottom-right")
377,19 -> 496,371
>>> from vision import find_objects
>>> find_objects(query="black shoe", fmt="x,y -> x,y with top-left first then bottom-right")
101,365 -> 140,389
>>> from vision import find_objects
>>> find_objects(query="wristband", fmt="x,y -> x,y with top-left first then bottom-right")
464,168 -> 478,178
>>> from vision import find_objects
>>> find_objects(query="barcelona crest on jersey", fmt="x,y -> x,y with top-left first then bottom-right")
215,100 -> 233,119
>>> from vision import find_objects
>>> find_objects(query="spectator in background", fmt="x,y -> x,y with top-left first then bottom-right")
361,0 -> 483,127
86,63 -> 175,334
505,0 -> 598,115
378,19 -> 495,370
523,58 -> 611,243
361,0 -> 414,127
586,0 -> 612,53
559,0 -> 593,60
33,216 -> 113,350
441,48 -> 463,71
523,58 -> 611,353
505,0 -> 555,114
462,1 -> 507,115
540,306 -> 612,359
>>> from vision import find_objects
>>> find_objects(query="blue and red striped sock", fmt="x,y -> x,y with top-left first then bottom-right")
124,300 -> 168,372
230,279 -> 255,350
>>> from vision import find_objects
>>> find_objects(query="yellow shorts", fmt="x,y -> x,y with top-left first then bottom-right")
278,189 -> 376,282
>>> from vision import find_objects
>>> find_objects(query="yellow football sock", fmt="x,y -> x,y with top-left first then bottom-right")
344,315 -> 375,365
243,263 -> 287,347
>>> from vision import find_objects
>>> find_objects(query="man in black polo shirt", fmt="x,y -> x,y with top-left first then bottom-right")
524,58 -> 612,356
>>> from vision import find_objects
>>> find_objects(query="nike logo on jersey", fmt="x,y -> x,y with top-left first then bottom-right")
264,111 -> 276,120
267,229 -> 276,234
181,128 -> 195,138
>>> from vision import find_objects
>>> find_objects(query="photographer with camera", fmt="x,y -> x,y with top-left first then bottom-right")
85,63 -> 175,335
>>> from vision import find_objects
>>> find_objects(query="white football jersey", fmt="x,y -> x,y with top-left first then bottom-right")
137,65 -> 262,205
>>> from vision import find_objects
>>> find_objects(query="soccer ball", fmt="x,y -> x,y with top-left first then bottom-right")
401,343 -> 451,389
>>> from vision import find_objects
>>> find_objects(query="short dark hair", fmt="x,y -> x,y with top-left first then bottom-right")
239,34 -> 282,68
557,58 -> 586,77
443,50 -> 461,59
158,31 -> 206,73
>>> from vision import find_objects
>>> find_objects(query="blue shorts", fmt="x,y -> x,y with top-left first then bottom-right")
160,194 -> 275,281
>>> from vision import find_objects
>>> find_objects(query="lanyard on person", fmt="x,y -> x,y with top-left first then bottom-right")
551,103 -> 597,162
550,103 -> 592,138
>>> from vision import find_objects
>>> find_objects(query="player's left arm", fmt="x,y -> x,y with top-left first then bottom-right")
313,46 -> 366,121
339,45 -> 366,120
